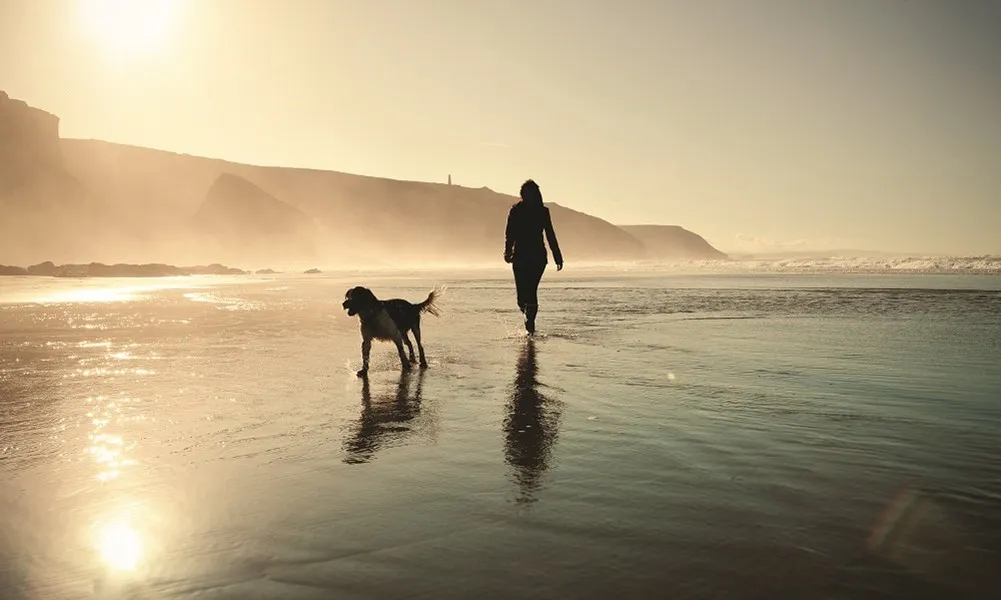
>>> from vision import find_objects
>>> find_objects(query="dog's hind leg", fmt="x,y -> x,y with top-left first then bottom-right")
358,337 -> 372,378
392,331 -> 412,372
402,331 -> 417,364
413,323 -> 429,369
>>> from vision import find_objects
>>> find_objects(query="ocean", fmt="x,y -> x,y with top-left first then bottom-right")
1,267 -> 1000,599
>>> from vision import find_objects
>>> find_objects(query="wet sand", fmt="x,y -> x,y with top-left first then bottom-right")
1,271 -> 999,599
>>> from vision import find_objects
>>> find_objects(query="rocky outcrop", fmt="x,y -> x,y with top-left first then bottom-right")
191,173 -> 318,263
0,265 -> 28,276
26,261 -> 57,276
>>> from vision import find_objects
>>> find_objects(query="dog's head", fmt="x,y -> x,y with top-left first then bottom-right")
342,286 -> 379,316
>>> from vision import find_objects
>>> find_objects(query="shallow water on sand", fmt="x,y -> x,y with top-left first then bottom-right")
1,271 -> 1000,599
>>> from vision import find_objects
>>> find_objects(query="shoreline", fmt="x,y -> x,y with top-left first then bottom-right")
2,257 -> 1000,280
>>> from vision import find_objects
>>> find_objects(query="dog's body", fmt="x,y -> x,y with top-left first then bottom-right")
342,286 -> 441,377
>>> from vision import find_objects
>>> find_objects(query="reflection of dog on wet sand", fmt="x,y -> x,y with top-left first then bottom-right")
343,371 -> 426,464
342,286 -> 441,377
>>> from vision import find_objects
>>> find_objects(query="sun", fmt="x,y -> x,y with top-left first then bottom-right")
77,0 -> 184,57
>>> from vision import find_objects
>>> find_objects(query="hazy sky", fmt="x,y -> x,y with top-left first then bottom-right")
2,0 -> 999,254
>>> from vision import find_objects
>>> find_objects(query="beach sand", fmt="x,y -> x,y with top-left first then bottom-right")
2,270 -> 999,599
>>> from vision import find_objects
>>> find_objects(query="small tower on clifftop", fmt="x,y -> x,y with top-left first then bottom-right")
447,174 -> 452,186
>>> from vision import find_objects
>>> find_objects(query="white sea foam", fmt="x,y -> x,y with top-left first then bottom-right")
591,255 -> 1001,275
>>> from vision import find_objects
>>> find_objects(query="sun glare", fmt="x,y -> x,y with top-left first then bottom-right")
96,521 -> 143,571
78,0 -> 184,56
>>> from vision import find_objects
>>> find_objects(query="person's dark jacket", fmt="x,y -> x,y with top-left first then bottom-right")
504,201 -> 563,266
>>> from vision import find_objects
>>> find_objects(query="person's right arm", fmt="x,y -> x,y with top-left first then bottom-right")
544,208 -> 563,270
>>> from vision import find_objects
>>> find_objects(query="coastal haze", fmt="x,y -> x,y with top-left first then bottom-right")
2,1 -> 1001,600
2,1 -> 1000,258
1,89 -> 724,271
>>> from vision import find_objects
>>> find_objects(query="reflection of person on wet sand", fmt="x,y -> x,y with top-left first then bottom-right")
503,338 -> 562,503
342,371 -> 425,465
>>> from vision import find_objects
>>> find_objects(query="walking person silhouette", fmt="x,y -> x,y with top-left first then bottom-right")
504,179 -> 563,335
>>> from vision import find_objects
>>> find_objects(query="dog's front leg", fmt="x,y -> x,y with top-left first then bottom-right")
358,337 -> 372,378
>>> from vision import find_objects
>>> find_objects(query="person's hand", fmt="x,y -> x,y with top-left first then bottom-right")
504,252 -> 513,264
556,261 -> 564,271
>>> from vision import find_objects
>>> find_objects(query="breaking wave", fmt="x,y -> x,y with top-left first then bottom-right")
628,255 -> 1001,275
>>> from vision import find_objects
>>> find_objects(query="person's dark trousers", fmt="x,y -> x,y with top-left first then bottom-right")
513,261 -> 546,333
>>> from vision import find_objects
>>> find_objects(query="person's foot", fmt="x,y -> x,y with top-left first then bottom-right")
525,313 -> 536,335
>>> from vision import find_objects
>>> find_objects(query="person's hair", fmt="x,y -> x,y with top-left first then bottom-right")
519,179 -> 543,207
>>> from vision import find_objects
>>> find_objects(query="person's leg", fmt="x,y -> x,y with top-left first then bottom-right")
524,263 -> 546,334
512,262 -> 528,313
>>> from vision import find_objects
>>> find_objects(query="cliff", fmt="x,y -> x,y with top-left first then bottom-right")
619,225 -> 728,260
0,91 -> 107,265
2,90 -> 727,267
0,90 -> 62,184
59,140 -> 661,265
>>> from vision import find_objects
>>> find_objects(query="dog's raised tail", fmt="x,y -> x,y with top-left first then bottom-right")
418,285 -> 446,318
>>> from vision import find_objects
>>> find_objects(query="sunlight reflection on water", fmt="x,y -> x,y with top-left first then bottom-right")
0,275 -> 227,305
95,520 -> 143,571
45,287 -> 143,303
